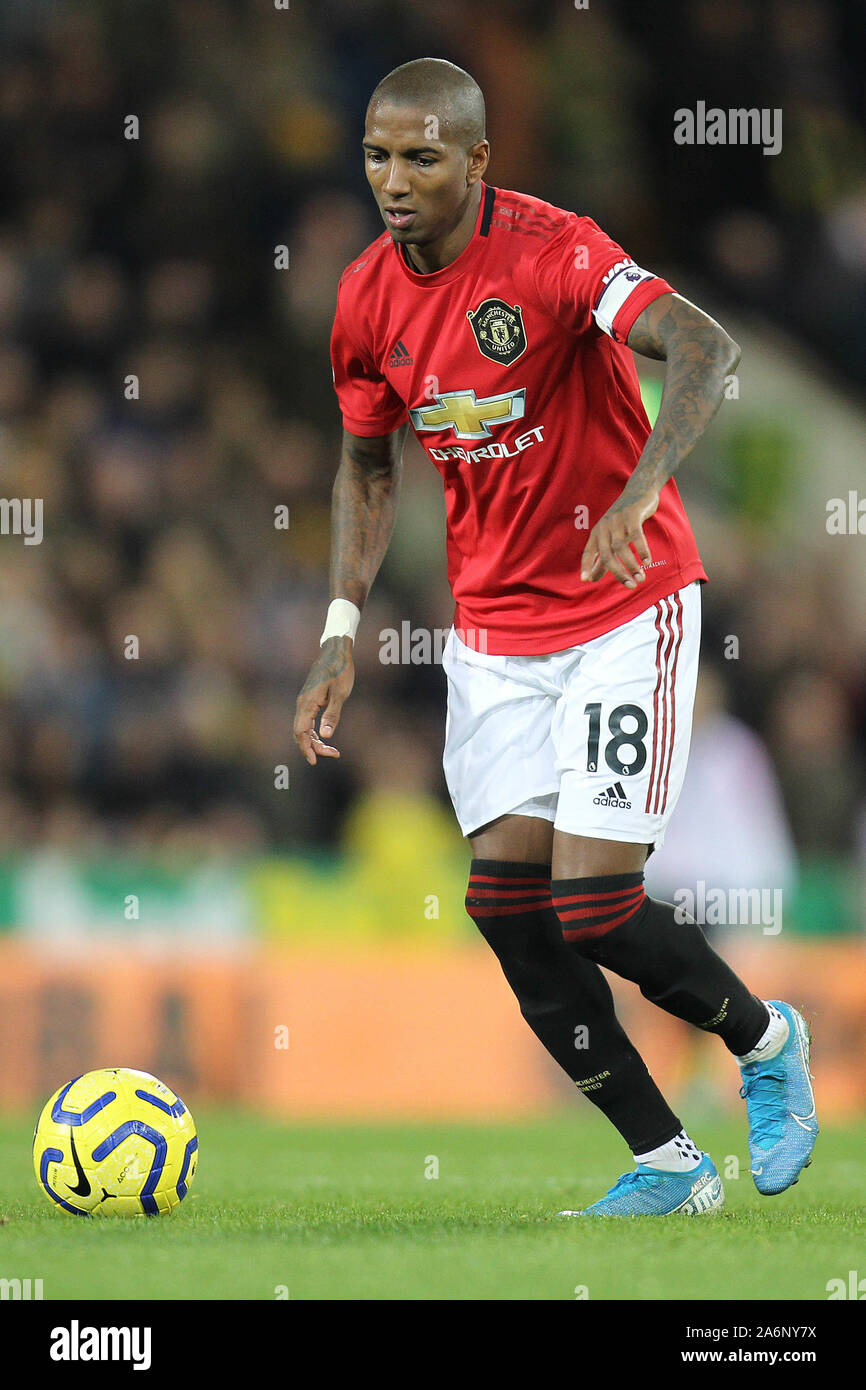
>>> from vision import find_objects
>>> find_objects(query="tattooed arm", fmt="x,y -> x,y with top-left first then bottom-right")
580,293 -> 740,589
294,423 -> 407,765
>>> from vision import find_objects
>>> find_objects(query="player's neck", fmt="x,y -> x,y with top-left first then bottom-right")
402,182 -> 483,275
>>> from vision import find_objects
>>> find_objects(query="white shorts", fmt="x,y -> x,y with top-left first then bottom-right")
441,581 -> 702,849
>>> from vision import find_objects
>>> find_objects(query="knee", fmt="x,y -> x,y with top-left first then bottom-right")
550,871 -> 647,954
464,858 -> 552,929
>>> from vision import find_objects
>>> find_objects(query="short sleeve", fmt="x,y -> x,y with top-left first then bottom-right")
329,285 -> 409,436
532,215 -> 675,345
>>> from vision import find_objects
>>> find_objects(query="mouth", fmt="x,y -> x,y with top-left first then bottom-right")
384,207 -> 417,230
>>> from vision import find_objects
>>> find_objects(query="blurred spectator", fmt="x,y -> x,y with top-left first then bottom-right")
646,660 -> 798,911
768,669 -> 863,863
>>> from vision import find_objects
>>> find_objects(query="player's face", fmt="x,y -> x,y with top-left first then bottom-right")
362,102 -> 484,247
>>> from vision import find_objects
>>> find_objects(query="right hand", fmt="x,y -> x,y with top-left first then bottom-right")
293,636 -> 355,765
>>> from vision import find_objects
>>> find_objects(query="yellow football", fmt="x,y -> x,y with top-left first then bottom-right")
33,1068 -> 198,1216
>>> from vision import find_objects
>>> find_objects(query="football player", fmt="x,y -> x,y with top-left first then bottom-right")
294,58 -> 816,1215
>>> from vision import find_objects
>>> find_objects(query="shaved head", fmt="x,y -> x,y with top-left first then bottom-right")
362,57 -> 489,273
367,57 -> 486,152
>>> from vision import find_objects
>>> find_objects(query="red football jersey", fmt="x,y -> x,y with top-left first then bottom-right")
330,181 -> 707,655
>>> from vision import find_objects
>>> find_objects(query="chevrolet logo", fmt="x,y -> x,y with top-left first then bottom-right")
409,388 -> 526,440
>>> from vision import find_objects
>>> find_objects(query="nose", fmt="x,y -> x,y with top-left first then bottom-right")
381,158 -> 411,198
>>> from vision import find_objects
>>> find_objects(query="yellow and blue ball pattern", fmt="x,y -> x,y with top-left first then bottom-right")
33,1067 -> 198,1217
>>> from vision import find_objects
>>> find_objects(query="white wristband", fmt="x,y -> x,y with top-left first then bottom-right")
320,598 -> 361,645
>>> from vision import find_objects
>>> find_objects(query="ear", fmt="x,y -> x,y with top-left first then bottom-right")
467,140 -> 490,182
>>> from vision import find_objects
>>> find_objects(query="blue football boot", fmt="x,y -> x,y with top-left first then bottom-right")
739,1000 -> 818,1196
559,1153 -> 724,1217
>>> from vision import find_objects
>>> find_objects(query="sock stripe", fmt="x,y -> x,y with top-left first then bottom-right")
551,874 -> 647,942
468,885 -> 552,903
467,895 -> 553,909
468,899 -> 553,918
467,889 -> 552,902
466,862 -> 554,920
561,901 -> 647,940
468,883 -> 550,894
554,888 -> 646,923
551,885 -> 645,908
553,872 -> 644,892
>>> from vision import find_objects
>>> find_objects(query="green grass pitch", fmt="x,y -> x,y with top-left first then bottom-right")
2,1111 -> 863,1300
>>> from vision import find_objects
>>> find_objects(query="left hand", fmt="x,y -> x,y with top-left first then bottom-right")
580,488 -> 660,589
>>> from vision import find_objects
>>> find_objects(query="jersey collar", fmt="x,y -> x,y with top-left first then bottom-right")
395,182 -> 495,287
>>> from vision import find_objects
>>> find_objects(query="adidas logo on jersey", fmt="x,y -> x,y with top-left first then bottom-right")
388,339 -> 413,367
593,782 -> 632,809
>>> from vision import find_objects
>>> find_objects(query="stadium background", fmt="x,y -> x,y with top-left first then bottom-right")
0,0 -> 864,1128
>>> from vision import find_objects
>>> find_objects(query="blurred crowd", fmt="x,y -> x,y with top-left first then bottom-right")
0,0 -> 862,918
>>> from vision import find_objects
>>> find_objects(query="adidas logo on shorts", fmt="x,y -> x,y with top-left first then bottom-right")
593,781 -> 632,809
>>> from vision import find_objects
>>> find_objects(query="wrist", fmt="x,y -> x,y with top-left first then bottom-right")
621,474 -> 661,506
320,598 -> 361,645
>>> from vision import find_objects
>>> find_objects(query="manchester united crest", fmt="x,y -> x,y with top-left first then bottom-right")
466,298 -> 527,364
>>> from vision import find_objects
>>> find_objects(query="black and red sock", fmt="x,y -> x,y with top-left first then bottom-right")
465,859 -> 682,1153
551,871 -> 769,1056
